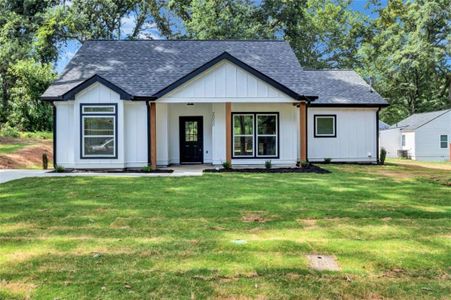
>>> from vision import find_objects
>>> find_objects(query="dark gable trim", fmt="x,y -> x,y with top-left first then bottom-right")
79,103 -> 118,159
310,103 -> 389,108
152,52 -> 316,101
313,114 -> 337,138
65,75 -> 132,100
41,75 -> 134,101
231,112 -> 280,159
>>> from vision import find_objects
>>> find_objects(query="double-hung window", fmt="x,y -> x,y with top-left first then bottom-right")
81,104 -> 117,158
232,113 -> 278,158
440,135 -> 448,148
314,115 -> 336,137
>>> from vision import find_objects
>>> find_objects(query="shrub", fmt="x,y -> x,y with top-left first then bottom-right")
380,148 -> 387,165
20,131 -> 52,140
55,165 -> 65,172
324,158 -> 332,164
142,166 -> 153,172
222,161 -> 232,170
0,124 -> 20,138
265,160 -> 272,169
42,153 -> 48,170
299,160 -> 310,168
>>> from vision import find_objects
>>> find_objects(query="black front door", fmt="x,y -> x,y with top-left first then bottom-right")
179,116 -> 203,163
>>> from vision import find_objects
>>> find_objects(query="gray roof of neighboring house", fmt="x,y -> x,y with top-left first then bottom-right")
379,120 -> 390,130
391,109 -> 451,131
42,40 -> 388,106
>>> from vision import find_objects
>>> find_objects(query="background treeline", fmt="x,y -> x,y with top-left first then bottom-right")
0,0 -> 449,132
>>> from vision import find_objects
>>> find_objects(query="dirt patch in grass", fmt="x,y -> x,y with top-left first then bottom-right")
342,163 -> 451,186
307,254 -> 341,271
241,211 -> 272,223
376,170 -> 415,182
0,280 -> 36,297
389,159 -> 451,171
298,218 -> 318,229
0,139 -> 52,169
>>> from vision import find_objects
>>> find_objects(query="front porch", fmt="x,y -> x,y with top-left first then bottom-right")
147,102 -> 308,169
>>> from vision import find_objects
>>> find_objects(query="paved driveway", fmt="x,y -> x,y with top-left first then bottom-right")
0,166 -> 206,184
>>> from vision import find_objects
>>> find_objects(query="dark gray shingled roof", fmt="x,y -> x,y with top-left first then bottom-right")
42,40 -> 388,106
390,109 -> 450,131
302,70 -> 387,105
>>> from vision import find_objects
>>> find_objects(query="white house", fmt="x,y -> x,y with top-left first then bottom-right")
380,109 -> 451,161
42,40 -> 388,169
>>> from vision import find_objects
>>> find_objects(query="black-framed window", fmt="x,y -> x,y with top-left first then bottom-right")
232,112 -> 279,158
314,115 -> 336,137
80,104 -> 118,159
440,135 -> 448,148
402,134 -> 406,147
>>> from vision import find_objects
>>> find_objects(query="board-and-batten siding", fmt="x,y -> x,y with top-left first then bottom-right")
55,83 -> 147,168
159,60 -> 295,103
307,108 -> 378,162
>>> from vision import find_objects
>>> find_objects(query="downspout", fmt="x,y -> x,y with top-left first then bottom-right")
146,101 -> 151,166
376,107 -> 381,164
306,100 -> 310,162
51,102 -> 57,169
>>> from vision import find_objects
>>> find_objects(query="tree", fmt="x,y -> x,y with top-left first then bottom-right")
180,0 -> 273,39
261,0 -> 367,69
8,59 -> 55,131
358,0 -> 450,124
0,0 -> 59,127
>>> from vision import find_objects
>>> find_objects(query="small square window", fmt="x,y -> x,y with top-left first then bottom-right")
440,135 -> 448,148
314,115 -> 336,137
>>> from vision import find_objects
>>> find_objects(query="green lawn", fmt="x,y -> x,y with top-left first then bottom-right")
0,164 -> 450,299
0,143 -> 28,154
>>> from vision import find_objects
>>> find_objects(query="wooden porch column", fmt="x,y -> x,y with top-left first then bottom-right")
299,102 -> 307,161
225,102 -> 232,162
149,102 -> 157,169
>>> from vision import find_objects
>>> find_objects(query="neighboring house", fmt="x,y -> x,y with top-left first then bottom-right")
379,120 -> 390,130
380,109 -> 451,161
42,40 -> 388,169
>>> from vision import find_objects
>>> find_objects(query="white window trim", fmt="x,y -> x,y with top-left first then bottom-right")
256,113 -> 278,158
81,104 -> 117,159
233,113 -> 254,158
314,115 -> 336,137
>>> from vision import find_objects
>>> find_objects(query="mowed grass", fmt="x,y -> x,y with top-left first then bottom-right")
0,164 -> 450,299
0,143 -> 28,154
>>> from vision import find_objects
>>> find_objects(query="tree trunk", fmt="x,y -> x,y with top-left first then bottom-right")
1,79 -> 9,124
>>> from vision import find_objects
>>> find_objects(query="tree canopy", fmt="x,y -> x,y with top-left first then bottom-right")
0,0 -> 449,131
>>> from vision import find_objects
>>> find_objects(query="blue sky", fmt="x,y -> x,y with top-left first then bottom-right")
55,0 -> 386,73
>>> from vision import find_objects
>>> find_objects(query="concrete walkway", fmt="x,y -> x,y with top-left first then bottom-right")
0,165 -> 209,184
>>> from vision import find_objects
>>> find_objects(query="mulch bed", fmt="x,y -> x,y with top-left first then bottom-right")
204,165 -> 330,174
51,169 -> 174,174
